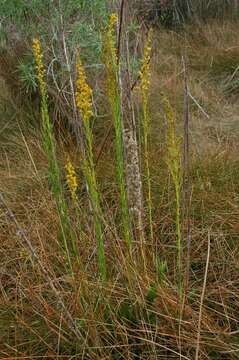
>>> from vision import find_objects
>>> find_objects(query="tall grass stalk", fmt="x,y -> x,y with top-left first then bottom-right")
32,39 -> 77,272
139,30 -> 153,243
75,54 -> 106,281
182,57 -> 191,293
162,95 -> 183,292
103,14 -> 132,251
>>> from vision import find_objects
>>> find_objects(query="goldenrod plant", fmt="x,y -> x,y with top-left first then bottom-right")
139,29 -> 153,243
75,54 -> 106,281
103,14 -> 132,251
32,39 -> 76,271
162,95 -> 183,292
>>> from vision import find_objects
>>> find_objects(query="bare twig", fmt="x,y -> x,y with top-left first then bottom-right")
58,1 -> 83,151
188,92 -> 210,119
117,0 -> 125,64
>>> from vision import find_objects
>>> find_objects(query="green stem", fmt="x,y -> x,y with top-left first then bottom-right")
142,104 -> 153,242
175,183 -> 182,293
84,120 -> 106,281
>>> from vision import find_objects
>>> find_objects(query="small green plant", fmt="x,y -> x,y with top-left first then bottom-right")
145,282 -> 158,305
17,59 -> 38,94
156,258 -> 168,283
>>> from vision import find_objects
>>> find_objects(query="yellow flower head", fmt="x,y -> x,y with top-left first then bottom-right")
139,29 -> 152,97
107,14 -> 118,64
65,158 -> 78,201
32,38 -> 46,98
109,13 -> 118,33
75,55 -> 94,122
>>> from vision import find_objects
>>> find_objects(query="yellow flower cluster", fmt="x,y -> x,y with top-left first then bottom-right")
139,30 -> 152,96
108,13 -> 118,42
75,55 -> 94,122
65,158 -> 78,201
32,38 -> 46,99
109,14 -> 118,62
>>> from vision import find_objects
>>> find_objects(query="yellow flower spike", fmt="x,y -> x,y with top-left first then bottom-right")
139,30 -> 152,98
65,158 -> 78,201
138,29 -> 154,242
162,94 -> 182,165
108,14 -> 118,61
162,93 -> 183,293
32,38 -> 47,99
75,55 -> 94,122
109,13 -> 118,33
103,13 -> 119,111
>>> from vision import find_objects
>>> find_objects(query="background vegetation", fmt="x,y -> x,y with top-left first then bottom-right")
1,1 -> 239,359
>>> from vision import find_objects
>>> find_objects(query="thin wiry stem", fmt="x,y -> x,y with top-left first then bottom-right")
84,120 -> 106,281
195,231 -> 211,360
182,56 -> 191,293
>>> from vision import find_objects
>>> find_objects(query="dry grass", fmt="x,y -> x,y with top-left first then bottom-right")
1,20 -> 239,359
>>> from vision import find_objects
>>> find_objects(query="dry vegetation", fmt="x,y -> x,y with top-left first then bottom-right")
1,3 -> 239,360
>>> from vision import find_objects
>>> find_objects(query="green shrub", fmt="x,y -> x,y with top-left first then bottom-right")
0,0 -> 109,128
